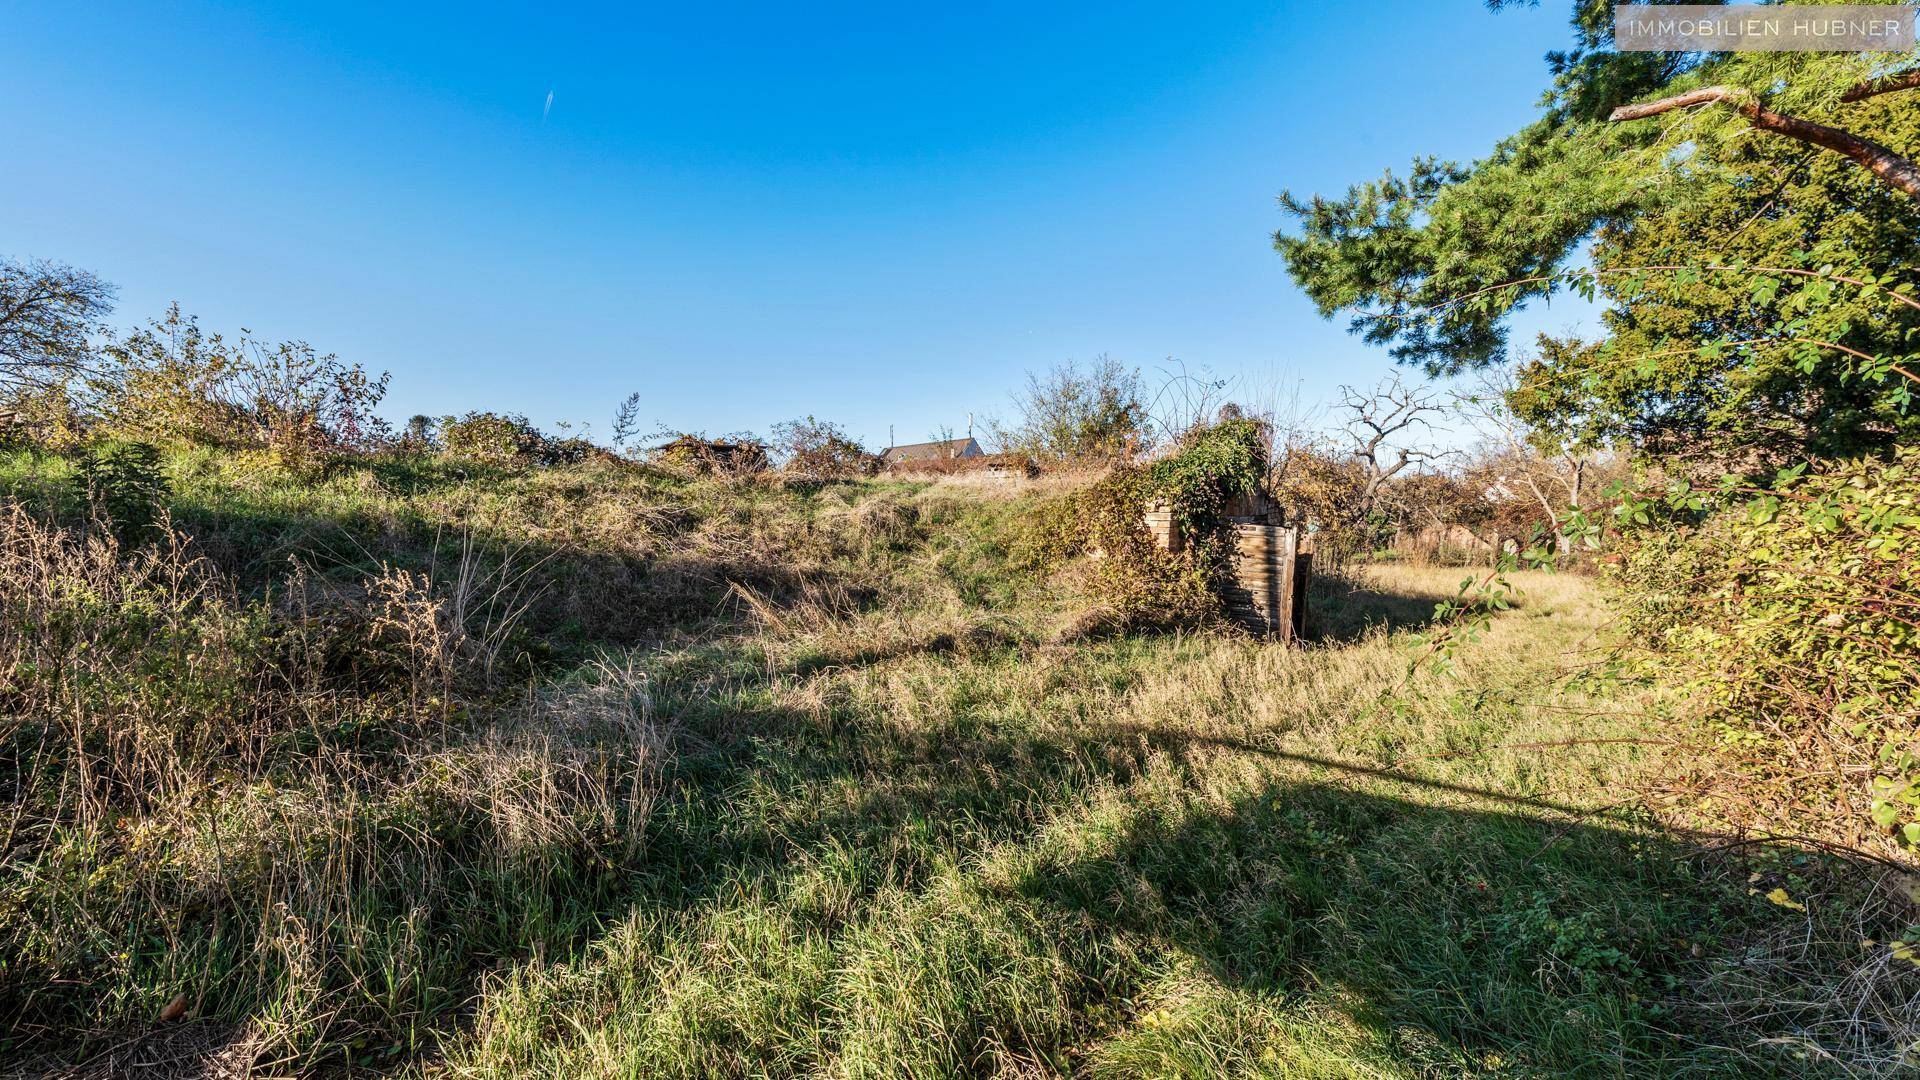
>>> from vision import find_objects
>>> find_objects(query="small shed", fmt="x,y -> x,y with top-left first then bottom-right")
1143,493 -> 1310,642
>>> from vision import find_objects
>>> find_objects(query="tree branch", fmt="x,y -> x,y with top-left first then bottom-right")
1608,85 -> 1920,200
1841,69 -> 1920,103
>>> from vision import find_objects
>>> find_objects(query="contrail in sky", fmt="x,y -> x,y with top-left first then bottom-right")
543,90 -> 554,122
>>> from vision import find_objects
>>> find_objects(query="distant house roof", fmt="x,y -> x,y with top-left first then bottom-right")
881,437 -> 982,464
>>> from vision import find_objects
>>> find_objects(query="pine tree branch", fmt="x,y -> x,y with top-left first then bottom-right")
1608,85 -> 1920,200
1841,69 -> 1920,103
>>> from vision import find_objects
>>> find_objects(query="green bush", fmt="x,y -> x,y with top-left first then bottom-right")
72,440 -> 169,545
90,305 -> 390,468
1612,450 -> 1920,853
437,411 -> 595,466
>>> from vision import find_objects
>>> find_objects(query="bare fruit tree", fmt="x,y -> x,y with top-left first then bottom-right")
1335,373 -> 1450,519
1452,363 -> 1604,554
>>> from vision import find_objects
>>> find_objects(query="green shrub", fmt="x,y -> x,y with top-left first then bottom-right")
90,305 -> 389,468
437,411 -> 596,466
72,440 -> 169,545
438,411 -> 549,463
1612,449 -> 1920,854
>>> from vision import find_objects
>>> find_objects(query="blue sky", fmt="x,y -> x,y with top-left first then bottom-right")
0,1 -> 1595,448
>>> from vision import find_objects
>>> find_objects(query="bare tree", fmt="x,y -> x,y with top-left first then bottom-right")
1451,363 -> 1615,553
1334,373 -> 1450,517
0,260 -> 114,426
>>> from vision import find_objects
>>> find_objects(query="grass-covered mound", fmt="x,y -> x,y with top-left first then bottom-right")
1,447 -> 1912,1076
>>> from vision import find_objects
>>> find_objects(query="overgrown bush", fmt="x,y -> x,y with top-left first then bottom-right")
1044,418 -> 1268,628
649,433 -> 769,477
1269,442 -> 1372,563
993,356 -> 1153,465
438,411 -> 596,466
0,504 -> 659,1069
771,415 -> 875,477
1612,450 -> 1920,857
438,410 -> 548,463
90,305 -> 390,469
0,383 -> 89,450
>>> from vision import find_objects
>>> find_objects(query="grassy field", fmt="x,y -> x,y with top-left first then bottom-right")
2,451 -> 1910,1077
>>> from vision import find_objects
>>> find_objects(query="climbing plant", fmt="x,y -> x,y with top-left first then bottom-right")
1610,451 -> 1920,855
1049,417 -> 1269,628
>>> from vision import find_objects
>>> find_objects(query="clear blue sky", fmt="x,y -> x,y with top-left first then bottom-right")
0,1 -> 1594,448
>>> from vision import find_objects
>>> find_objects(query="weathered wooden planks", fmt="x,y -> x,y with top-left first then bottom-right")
1223,524 -> 1310,641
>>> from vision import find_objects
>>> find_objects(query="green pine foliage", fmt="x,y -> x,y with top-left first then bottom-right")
1274,9 -> 1919,464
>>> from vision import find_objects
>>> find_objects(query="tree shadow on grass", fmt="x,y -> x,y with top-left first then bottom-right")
155,491 -> 873,669
1009,761 -> 1919,1076
12,473 -> 1907,1078
445,678 -> 1917,1078
1305,563 -> 1473,643
26,633 -> 1917,1078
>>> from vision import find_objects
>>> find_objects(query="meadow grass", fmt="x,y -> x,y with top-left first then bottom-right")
439,565 -> 1736,1078
1,449 -> 1910,1076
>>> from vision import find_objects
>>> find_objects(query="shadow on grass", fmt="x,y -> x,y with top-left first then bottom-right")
454,674 -> 1914,1077
1306,564 -> 1459,643
12,482 -> 1906,1076
155,490 -> 889,671
1012,779 -> 1722,1072
23,624 -> 1914,1078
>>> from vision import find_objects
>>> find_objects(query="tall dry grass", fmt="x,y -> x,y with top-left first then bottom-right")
0,503 -> 663,1073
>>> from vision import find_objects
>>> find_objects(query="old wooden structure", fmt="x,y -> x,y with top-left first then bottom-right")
652,436 -> 769,474
1221,524 -> 1312,641
1143,492 -> 1311,642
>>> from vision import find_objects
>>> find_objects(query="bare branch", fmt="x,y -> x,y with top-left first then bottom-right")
1335,374 -> 1450,506
0,259 -> 115,393
1607,85 -> 1738,122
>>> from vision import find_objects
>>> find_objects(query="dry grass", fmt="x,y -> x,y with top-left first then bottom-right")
2,450 -> 1912,1077
0,496 -> 665,1073
921,467 -> 1105,500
